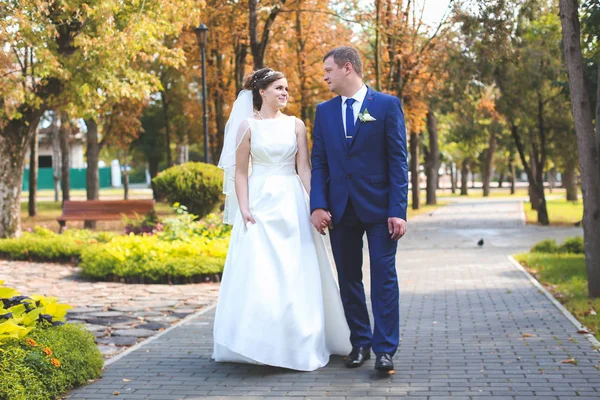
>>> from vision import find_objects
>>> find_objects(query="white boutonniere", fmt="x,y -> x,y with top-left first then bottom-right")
358,109 -> 376,122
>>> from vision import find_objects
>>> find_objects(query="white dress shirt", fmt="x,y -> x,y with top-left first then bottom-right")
341,85 -> 368,136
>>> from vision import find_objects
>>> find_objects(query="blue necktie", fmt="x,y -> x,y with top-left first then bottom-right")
345,98 -> 356,147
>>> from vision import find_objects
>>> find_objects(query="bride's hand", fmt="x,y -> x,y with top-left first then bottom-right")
241,209 -> 256,226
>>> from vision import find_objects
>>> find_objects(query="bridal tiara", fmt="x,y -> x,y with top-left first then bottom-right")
252,70 -> 278,88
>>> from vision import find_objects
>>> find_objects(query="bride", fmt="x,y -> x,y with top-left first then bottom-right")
212,68 -> 351,371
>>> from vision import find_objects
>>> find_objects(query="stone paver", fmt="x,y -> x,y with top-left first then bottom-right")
13,197 -> 600,399
0,260 -> 219,357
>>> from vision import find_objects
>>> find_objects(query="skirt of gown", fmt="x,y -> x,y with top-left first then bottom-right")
212,164 -> 351,371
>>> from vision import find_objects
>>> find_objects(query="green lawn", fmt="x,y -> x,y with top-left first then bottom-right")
524,199 -> 583,226
515,252 -> 600,342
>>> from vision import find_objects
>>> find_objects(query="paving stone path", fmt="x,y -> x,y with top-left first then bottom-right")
0,260 -> 219,357
11,197 -> 600,399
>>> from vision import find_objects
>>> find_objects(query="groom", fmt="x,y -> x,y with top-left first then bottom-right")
310,46 -> 408,372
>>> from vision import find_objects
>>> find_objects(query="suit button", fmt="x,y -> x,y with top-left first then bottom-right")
347,174 -> 352,179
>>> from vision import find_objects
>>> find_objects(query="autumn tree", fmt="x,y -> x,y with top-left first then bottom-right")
559,0 -> 600,297
0,0 -> 199,237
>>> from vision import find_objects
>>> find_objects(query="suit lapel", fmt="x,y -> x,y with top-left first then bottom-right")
349,87 -> 376,148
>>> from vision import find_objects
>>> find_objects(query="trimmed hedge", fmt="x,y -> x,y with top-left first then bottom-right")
531,236 -> 584,254
0,227 -> 116,263
0,324 -> 103,400
79,234 -> 228,283
0,210 -> 230,284
152,162 -> 224,219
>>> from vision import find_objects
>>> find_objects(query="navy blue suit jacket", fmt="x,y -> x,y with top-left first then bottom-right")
310,86 -> 409,224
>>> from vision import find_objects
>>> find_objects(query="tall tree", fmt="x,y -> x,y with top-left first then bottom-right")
559,0 -> 600,297
249,0 -> 287,69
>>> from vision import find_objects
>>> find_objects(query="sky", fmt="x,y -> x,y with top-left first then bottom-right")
419,0 -> 454,27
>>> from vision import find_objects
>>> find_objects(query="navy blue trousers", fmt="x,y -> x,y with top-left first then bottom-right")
329,199 -> 400,355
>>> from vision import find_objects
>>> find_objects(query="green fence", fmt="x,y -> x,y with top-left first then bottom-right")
23,168 -> 112,191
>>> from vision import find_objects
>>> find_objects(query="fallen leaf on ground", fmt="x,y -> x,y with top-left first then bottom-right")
522,333 -> 535,338
560,358 -> 577,364
113,392 -> 120,396
577,329 -> 593,335
122,379 -> 131,382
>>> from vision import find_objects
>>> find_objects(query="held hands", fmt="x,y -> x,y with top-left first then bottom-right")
388,217 -> 406,240
310,209 -> 333,235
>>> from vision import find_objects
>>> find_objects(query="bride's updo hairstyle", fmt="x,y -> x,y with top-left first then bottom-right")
243,68 -> 286,111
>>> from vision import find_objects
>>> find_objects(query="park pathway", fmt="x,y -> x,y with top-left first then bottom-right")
67,198 -> 599,399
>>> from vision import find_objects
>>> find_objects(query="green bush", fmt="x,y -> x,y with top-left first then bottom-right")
152,162 -> 224,219
79,233 -> 227,283
531,237 -> 584,254
531,239 -> 559,254
0,324 -> 103,400
0,283 -> 102,399
558,236 -> 584,254
0,227 -> 117,263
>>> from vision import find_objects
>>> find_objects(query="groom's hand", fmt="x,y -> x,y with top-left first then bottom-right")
311,209 -> 332,235
388,217 -> 406,240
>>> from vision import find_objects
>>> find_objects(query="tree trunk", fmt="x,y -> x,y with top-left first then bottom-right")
0,116 -> 41,238
528,148 -> 541,211
563,157 -> 579,201
28,129 -> 39,217
410,132 -> 420,209
249,0 -> 286,70
51,112 -> 62,202
560,0 -> 600,297
597,63 -> 600,172
84,119 -> 100,229
450,162 -> 457,194
548,168 -> 555,193
234,41 -> 248,94
470,160 -> 476,189
498,172 -> 504,188
482,130 -> 497,197
509,156 -> 516,195
212,46 -> 226,163
122,150 -> 129,200
60,113 -> 71,203
535,93 -> 549,225
149,157 -> 160,180
161,91 -> 172,168
460,158 -> 469,196
425,109 -> 439,205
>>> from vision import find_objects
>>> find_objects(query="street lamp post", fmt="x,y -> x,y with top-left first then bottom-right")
195,22 -> 209,163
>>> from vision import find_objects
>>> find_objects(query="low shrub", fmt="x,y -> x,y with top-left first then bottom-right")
530,237 -> 584,254
558,236 -> 584,254
152,162 -> 224,219
0,227 -> 117,263
0,324 -> 103,400
531,239 -> 559,254
79,233 -> 228,283
80,206 -> 230,283
0,282 -> 103,399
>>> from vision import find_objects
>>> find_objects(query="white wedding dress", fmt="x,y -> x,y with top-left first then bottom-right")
212,115 -> 351,371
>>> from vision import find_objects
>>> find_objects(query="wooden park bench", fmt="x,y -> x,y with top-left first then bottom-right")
57,200 -> 155,232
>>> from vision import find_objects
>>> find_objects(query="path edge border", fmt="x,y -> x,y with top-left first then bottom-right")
508,255 -> 600,349
103,303 -> 218,367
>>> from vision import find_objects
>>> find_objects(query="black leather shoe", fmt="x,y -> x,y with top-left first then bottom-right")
374,353 -> 394,371
345,347 -> 371,368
